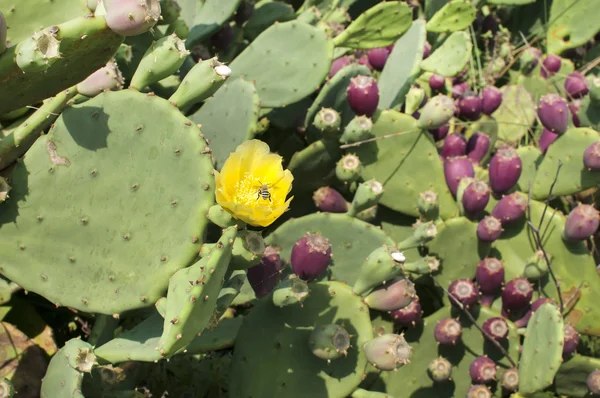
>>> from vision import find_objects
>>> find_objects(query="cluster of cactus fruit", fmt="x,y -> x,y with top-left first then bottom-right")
1,0 -> 600,397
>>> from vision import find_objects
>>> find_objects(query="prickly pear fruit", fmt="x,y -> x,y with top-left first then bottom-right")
272,276 -> 309,307
537,94 -> 569,134
476,258 -> 504,307
583,141 -> 600,171
314,108 -> 341,138
313,187 -> 349,213
347,75 -> 379,116
367,47 -> 390,71
514,297 -> 555,328
539,129 -> 559,154
519,47 -> 541,73
247,246 -> 282,298
481,86 -> 502,115
423,41 -> 431,59
467,385 -> 491,398
562,323 -> 579,358
340,115 -> 373,144
104,0 -> 161,36
500,368 -> 519,392
353,245 -> 405,296
458,92 -> 483,121
434,318 -> 462,345
363,334 -> 412,371
397,221 -> 437,250
563,204 -> 600,241
348,180 -> 384,217
442,133 -> 467,158
405,86 -> 426,116
502,278 -> 533,312
466,132 -> 491,165
488,146 -> 522,194
329,56 -> 353,78
291,233 -> 332,281
448,279 -> 479,308
590,76 -> 600,102
77,60 -> 124,97
452,81 -> 469,99
469,356 -> 497,384
587,370 -> 600,395
444,156 -> 475,196
16,29 -> 61,73
491,192 -> 527,225
461,180 -> 490,219
364,278 -> 416,311
418,191 -> 440,221
309,324 -> 351,361
0,11 -> 6,55
429,125 -> 449,141
402,256 -> 440,275
570,99 -> 582,127
391,297 -> 422,327
168,57 -> 231,109
336,154 -> 361,182
541,54 -> 561,78
522,250 -> 549,281
477,216 -> 502,242
482,317 -> 509,341
428,357 -> 452,382
417,95 -> 455,130
429,74 -> 445,92
565,72 -> 589,98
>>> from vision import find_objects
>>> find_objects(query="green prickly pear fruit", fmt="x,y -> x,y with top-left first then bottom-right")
353,244 -> 406,296
272,276 -> 309,307
169,57 -> 231,110
16,28 -> 61,73
159,0 -> 181,25
402,256 -> 440,276
77,60 -> 124,97
417,191 -> 440,221
397,220 -> 437,250
340,115 -> 373,144
427,357 -> 452,382
130,34 -> 189,90
0,378 -> 14,398
405,85 -> 426,116
523,250 -> 549,281
336,154 -> 361,183
313,108 -> 341,138
309,324 -> 351,361
416,95 -> 455,130
500,367 -> 519,392
0,11 -> 6,55
363,334 -> 412,371
348,179 -> 384,217
103,0 -> 161,36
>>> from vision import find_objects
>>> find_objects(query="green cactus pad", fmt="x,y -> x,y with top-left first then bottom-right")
378,20 -> 426,110
491,85 -> 536,144
354,110 -> 458,219
486,0 -> 535,4
532,128 -> 600,199
243,1 -> 296,42
288,139 -> 341,194
555,355 -> 600,397
518,58 -> 575,102
332,2 -> 412,49
229,20 -> 333,108
184,316 -> 243,355
419,31 -> 472,77
381,306 -> 519,397
546,0 -> 599,55
379,207 -> 423,262
578,96 -> 600,130
189,78 -> 260,168
265,212 -> 394,285
229,281 -> 374,398
515,146 -> 542,193
519,303 -> 564,394
0,90 -> 214,314
425,0 -> 476,33
351,388 -> 394,398
185,0 -> 241,48
0,16 -> 123,115
41,338 -> 96,398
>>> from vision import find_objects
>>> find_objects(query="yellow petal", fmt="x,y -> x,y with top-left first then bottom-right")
237,140 -> 271,176
218,152 -> 243,192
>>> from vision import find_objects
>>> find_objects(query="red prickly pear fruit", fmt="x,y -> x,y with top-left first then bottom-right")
563,323 -> 579,358
491,192 -> 527,225
481,86 -> 503,115
429,125 -> 449,141
467,385 -> 492,398
104,0 -> 161,36
357,54 -> 373,71
312,187 -> 349,213
390,297 -> 422,328
467,132 -> 491,164
441,133 -> 467,158
563,204 -> 600,241
423,41 -> 431,59
448,279 -> 479,308
452,81 -> 469,99
583,141 -> 600,171
462,180 -> 490,219
570,99 -> 582,127
444,156 -> 475,196
477,216 -> 502,242
513,297 -> 555,328
469,356 -> 497,384
434,318 -> 462,345
329,56 -> 353,78
347,75 -> 379,117
247,246 -> 282,298
427,357 -> 452,382
458,92 -> 483,121
290,233 -> 332,281
500,368 -> 519,392
502,278 -> 533,312
429,74 -> 446,91
565,72 -> 589,98
539,129 -> 559,154
476,258 -> 505,296
541,54 -> 562,78
587,370 -> 600,395
488,146 -> 522,194
364,278 -> 416,312
367,47 -> 390,71
482,317 -> 509,341
537,94 -> 569,134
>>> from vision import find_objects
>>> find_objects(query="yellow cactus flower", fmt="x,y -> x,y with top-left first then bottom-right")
215,140 -> 293,227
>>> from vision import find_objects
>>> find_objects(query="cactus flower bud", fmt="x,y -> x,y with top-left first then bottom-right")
314,108 -> 341,138
537,94 -> 569,134
488,146 -> 522,194
502,278 -> 533,312
417,191 -> 439,221
477,216 -> 502,242
434,318 -> 462,345
563,204 -> 600,241
363,334 -> 412,371
347,75 -> 379,116
583,141 -> 600,171
291,233 -> 332,281
565,72 -> 589,98
428,357 -> 452,382
340,115 -> 373,144
336,154 -> 361,182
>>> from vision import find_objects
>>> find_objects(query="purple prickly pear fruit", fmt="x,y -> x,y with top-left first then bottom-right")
434,318 -> 463,345
570,99 -> 582,127
448,279 -> 479,308
502,278 -> 533,312
458,92 -> 483,121
469,356 -> 497,384
390,297 -> 422,327
481,86 -> 503,115
587,370 -> 600,395
444,156 -> 475,196
452,81 -> 469,99
429,74 -> 446,92
312,186 -> 349,213
104,0 -> 161,36
477,216 -> 502,242
428,357 -> 452,382
367,47 -> 390,71
467,385 -> 492,398
541,54 -> 562,78
514,297 -> 555,328
290,233 -> 332,281
247,246 -> 282,298
462,180 -> 490,219
539,129 -> 559,154
563,323 -> 579,358
423,41 -> 431,59
364,278 -> 416,311
476,258 -> 505,296
346,75 -> 379,117
467,132 -> 491,165
429,125 -> 449,141
488,146 -> 522,194
357,54 -> 373,71
386,44 -> 394,52
441,133 -> 467,158
482,317 -> 509,341
501,368 -> 519,392
329,56 -> 353,78
565,72 -> 589,98
584,142 -> 600,171
491,192 -> 527,225
563,204 -> 600,241
537,94 -> 569,134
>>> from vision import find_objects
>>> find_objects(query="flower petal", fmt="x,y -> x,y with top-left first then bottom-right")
270,169 -> 294,203
237,140 -> 271,177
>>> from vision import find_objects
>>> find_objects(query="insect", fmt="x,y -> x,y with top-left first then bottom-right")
257,182 -> 273,202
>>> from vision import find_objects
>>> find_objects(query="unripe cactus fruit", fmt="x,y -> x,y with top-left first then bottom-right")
346,75 -> 379,116
502,278 -> 533,312
364,278 -> 416,311
481,86 -> 503,115
491,192 -> 527,225
467,385 -> 491,398
427,357 -> 452,382
458,92 -> 483,121
309,324 -> 351,361
272,276 -> 309,307
130,34 -> 189,89
565,72 -> 589,98
429,74 -> 446,91
466,132 -> 491,165
329,55 -> 353,78
340,115 -> 373,144
537,94 -> 569,134
476,258 -> 505,296
313,187 -> 349,213
429,125 -> 449,141
477,216 -> 502,242
390,297 -> 423,327
500,368 -> 519,392
314,108 -> 341,136
417,95 -> 455,130
590,76 -> 600,102
462,180 -> 490,219
336,154 -> 361,182
563,204 -> 600,241
584,142 -> 600,171
482,317 -> 509,341
541,54 -> 561,78
247,246 -> 282,298
539,129 -> 559,154
16,29 -> 61,73
441,133 -> 467,158
363,334 -> 412,371
103,0 -> 161,36
562,323 -> 579,358
434,318 -> 462,345
469,356 -> 497,384
418,191 -> 440,221
77,60 -> 124,97
587,370 -> 600,395
367,47 -> 390,71
290,233 -> 332,281
488,146 -> 522,194
444,156 -> 475,196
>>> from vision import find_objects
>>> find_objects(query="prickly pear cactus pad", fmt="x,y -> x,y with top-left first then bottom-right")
546,0 -> 598,55
0,89 -> 214,314
491,85 -> 536,144
229,281 -> 374,398
419,31 -> 472,77
555,355 -> 600,397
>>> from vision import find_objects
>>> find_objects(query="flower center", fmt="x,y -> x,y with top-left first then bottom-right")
233,172 -> 279,207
